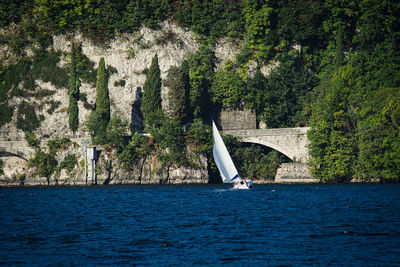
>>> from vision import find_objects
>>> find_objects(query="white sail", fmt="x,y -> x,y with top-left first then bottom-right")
212,121 -> 240,183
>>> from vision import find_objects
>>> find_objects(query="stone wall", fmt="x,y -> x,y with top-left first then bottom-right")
219,109 -> 256,130
275,163 -> 317,183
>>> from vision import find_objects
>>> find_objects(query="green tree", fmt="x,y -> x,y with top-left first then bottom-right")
262,53 -> 316,128
69,94 -> 79,132
243,0 -> 274,61
335,27 -> 344,68
167,65 -> 189,124
246,69 -> 268,121
28,150 -> 57,185
277,0 -> 327,49
58,154 -> 76,173
152,117 -> 187,168
355,0 -> 400,51
188,44 -> 215,121
118,133 -> 153,181
357,87 -> 400,181
106,115 -> 128,151
211,67 -> 245,109
86,57 -> 110,144
96,57 -> 110,123
141,54 -> 162,130
323,0 -> 358,50
85,111 -> 107,144
88,57 -> 110,144
309,65 -> 359,181
68,42 -> 80,133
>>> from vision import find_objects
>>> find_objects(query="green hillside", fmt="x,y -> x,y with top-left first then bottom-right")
1,0 -> 399,182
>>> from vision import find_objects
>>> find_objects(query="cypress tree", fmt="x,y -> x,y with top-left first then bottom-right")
95,57 -> 110,124
69,94 -> 79,132
89,57 -> 110,144
168,66 -> 188,124
68,42 -> 80,133
141,54 -> 162,129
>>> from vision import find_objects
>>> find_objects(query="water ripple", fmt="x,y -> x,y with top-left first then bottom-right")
0,184 -> 399,265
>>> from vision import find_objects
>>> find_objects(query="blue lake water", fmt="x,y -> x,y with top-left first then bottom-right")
1,184 -> 399,266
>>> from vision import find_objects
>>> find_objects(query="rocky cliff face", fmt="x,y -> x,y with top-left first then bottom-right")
0,21 -> 275,185
2,21 -> 243,140
44,21 -> 200,139
1,21 -> 223,184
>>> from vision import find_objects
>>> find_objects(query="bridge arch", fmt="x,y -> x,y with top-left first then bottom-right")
0,141 -> 36,161
239,136 -> 295,162
0,150 -> 29,161
224,127 -> 310,163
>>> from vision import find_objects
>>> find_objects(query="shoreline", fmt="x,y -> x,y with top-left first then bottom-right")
1,180 -> 398,187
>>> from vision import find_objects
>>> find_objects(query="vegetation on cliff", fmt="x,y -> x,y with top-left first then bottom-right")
85,57 -> 111,145
68,42 -> 80,133
0,0 -> 399,182
141,54 -> 162,130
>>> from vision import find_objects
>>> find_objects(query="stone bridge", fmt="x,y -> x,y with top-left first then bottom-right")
0,138 -> 91,160
224,127 -> 311,163
0,140 -> 36,160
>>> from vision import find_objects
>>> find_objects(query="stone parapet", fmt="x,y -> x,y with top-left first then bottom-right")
275,163 -> 317,183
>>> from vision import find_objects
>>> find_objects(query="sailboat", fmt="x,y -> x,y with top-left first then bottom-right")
212,121 -> 253,189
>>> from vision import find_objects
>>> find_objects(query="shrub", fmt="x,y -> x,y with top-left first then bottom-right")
58,154 -> 76,173
47,137 -> 71,155
47,100 -> 61,114
106,116 -> 128,151
114,79 -> 126,87
127,48 -> 135,59
26,132 -> 39,148
28,151 -> 57,180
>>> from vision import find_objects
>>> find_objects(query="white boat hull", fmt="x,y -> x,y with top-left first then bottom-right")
233,178 -> 253,190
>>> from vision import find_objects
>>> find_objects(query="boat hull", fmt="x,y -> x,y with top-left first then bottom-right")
233,178 -> 253,190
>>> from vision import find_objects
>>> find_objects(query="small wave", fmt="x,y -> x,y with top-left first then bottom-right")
214,188 -> 235,192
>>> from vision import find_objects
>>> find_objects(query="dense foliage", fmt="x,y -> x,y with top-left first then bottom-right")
58,154 -> 76,173
68,42 -> 80,133
28,150 -> 57,183
1,0 -> 399,182
167,64 -> 190,124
